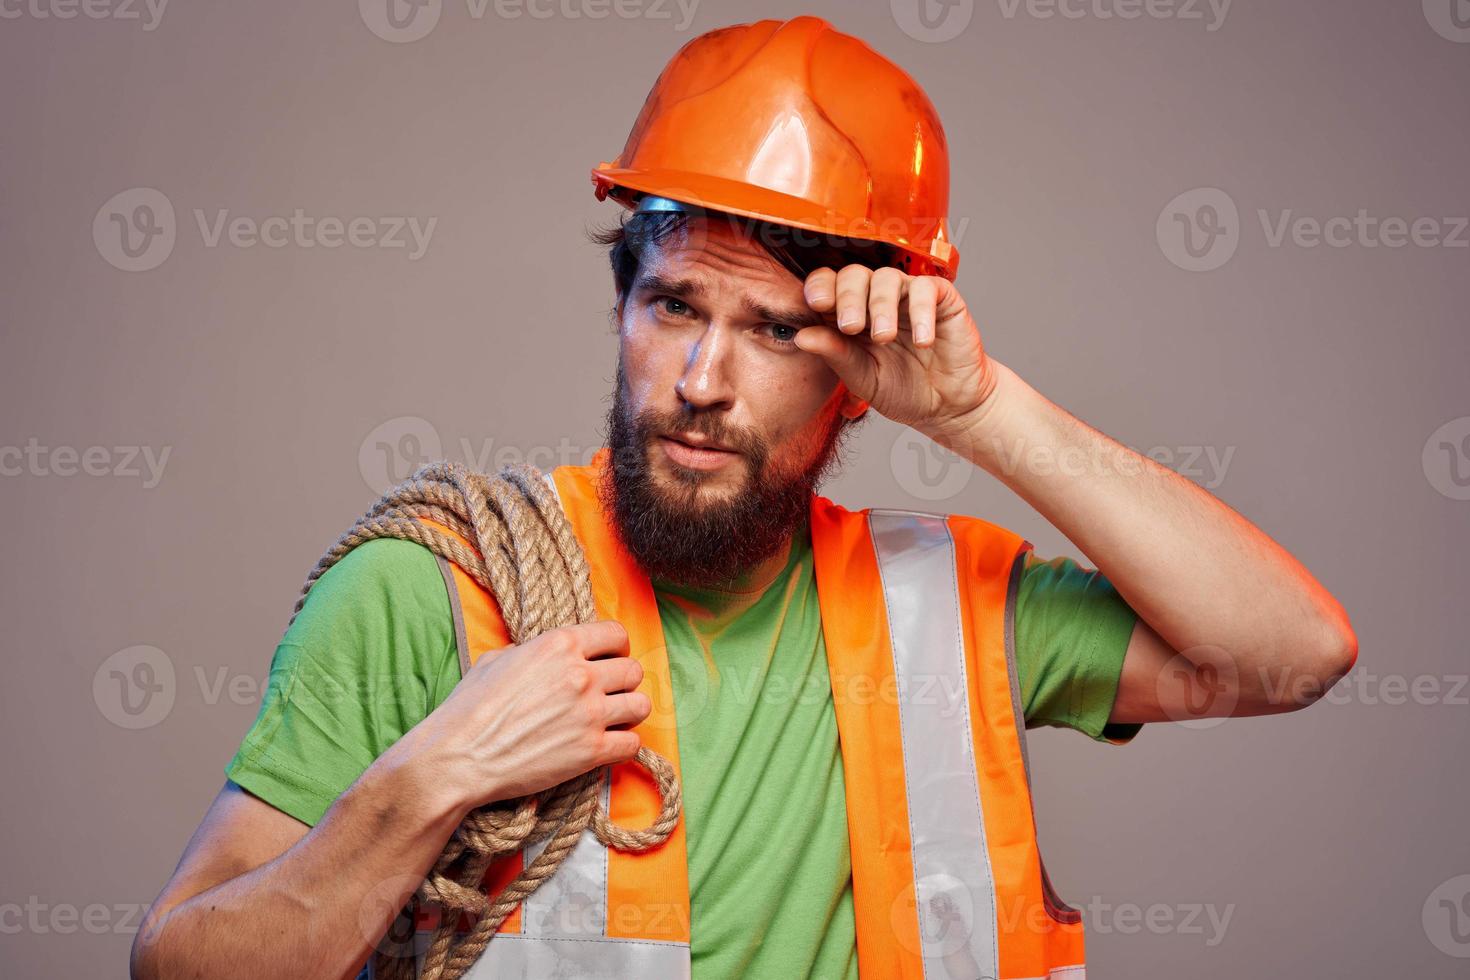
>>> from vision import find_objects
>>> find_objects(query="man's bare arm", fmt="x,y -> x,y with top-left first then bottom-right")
952,362 -> 1358,723
794,267 -> 1356,724
132,768 -> 460,980
132,620 -> 651,980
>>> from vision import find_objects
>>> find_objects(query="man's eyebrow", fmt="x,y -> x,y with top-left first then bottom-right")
631,273 -> 822,328
742,297 -> 824,329
631,273 -> 705,300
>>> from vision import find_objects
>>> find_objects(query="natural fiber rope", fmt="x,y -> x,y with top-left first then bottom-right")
289,461 -> 682,980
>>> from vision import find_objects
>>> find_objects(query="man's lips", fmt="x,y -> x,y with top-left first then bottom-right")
658,434 -> 740,472
667,430 -> 735,451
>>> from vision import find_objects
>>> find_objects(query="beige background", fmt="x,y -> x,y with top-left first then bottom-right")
2,1 -> 1468,976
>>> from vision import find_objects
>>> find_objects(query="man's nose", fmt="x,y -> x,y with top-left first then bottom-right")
675,324 -> 736,412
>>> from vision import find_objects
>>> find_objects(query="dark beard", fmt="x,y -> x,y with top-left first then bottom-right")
601,371 -> 850,588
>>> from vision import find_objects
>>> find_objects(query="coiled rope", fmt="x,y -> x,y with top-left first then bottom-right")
290,461 -> 682,980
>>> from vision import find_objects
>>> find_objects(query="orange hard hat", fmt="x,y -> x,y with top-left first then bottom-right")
592,16 -> 960,279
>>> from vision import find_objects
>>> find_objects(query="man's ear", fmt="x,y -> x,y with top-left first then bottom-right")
838,386 -> 869,421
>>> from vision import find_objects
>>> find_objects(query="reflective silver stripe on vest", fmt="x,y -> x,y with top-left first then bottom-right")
869,510 -> 999,980
517,471 -> 613,938
517,775 -> 612,937
459,933 -> 691,979
408,470 -> 691,978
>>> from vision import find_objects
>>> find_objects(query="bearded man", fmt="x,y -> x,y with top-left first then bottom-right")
132,16 -> 1355,980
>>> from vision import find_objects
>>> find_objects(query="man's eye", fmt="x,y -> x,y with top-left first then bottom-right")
658,297 -> 689,317
770,324 -> 799,343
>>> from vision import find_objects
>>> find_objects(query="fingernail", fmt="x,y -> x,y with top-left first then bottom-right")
873,314 -> 894,337
837,310 -> 858,329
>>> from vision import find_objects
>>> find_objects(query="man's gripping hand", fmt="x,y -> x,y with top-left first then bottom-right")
794,265 -> 999,450
392,620 -> 651,818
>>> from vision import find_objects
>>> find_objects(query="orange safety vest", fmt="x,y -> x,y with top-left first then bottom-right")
412,452 -> 1086,980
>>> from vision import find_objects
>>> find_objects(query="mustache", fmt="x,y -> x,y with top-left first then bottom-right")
634,408 -> 769,463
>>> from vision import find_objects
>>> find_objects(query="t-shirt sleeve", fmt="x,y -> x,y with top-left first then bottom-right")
226,538 -> 462,826
1013,552 -> 1142,744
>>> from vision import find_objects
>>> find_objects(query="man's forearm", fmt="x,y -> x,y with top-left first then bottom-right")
134,751 -> 466,980
135,620 -> 650,980
940,361 -> 1356,701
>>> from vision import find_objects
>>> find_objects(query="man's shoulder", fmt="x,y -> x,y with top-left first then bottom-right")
228,537 -> 462,826
301,535 -> 443,596
286,537 -> 453,649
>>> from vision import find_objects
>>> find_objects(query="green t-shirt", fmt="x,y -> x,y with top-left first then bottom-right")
228,530 -> 1137,979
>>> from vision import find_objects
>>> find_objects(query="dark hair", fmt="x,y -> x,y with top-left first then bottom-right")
590,206 -> 897,305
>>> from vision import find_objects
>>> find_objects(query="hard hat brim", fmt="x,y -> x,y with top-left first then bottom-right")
592,165 -> 958,280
